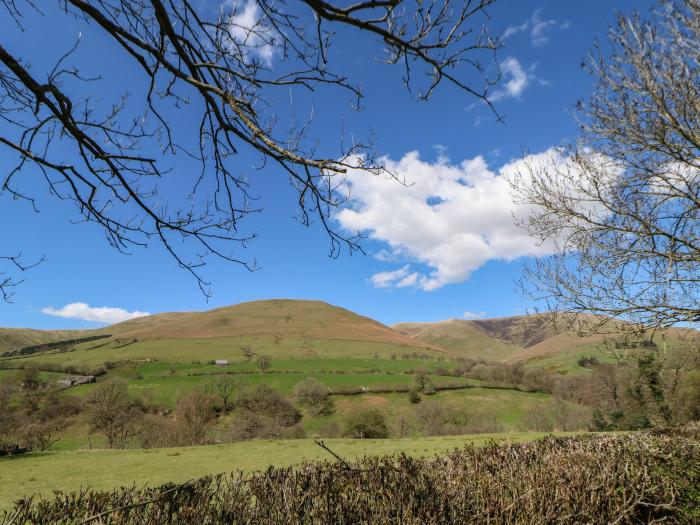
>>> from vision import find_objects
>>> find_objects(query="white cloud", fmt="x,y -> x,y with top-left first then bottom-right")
504,21 -> 528,39
369,265 -> 420,288
226,0 -> 276,64
490,57 -> 532,101
462,310 -> 486,320
504,8 -> 569,47
530,9 -> 558,47
42,302 -> 150,324
337,149 -> 574,291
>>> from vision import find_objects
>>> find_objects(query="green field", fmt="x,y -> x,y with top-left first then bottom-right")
68,371 -> 468,406
0,351 -> 575,451
0,431 -> 584,511
522,344 -> 619,374
300,387 -> 563,434
130,357 -> 451,376
3,335 -> 437,369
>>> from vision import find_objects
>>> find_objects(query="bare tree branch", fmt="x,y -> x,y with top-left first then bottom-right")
0,0 -> 501,299
0,253 -> 45,302
511,0 -> 700,335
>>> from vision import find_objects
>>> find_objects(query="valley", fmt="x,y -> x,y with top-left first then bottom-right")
1,299 -> 697,513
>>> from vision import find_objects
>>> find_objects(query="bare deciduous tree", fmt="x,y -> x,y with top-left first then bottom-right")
174,390 -> 214,445
86,379 -> 144,448
205,375 -> 242,412
293,376 -> 332,415
511,0 -> 699,335
0,0 -> 501,298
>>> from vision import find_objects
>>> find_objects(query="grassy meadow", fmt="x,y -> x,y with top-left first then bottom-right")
0,431 -> 583,511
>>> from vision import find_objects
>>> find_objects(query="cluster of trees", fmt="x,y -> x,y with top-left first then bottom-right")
449,344 -> 700,431
0,371 -> 305,450
103,377 -> 305,447
0,370 -> 80,451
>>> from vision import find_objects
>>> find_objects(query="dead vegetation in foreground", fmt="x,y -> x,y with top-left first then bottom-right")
3,425 -> 699,524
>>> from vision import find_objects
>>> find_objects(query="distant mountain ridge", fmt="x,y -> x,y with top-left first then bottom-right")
393,313 -> 615,361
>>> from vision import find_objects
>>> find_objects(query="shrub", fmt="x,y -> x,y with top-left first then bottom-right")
237,385 -> 300,427
577,356 -> 600,368
293,377 -> 333,416
416,401 -> 447,436
343,408 -> 389,438
408,390 -> 421,404
520,399 -> 590,432
173,390 -> 215,446
280,424 -> 306,439
412,371 -> 435,394
463,413 -> 505,434
230,410 -> 280,441
230,385 -> 301,440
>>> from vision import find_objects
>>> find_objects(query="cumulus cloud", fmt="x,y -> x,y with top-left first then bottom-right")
463,310 -> 486,320
226,0 -> 276,64
504,8 -> 569,47
336,149 -> 573,291
42,302 -> 150,324
490,57 -> 532,101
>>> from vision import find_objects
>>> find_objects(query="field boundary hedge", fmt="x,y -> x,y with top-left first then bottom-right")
3,425 -> 698,524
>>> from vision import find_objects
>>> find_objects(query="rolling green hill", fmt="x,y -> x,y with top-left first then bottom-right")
2,302 -> 694,372
0,300 -> 444,366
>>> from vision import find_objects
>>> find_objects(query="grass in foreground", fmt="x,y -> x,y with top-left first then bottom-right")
0,432 -> 576,510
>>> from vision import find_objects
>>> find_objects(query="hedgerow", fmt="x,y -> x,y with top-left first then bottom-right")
3,425 -> 698,524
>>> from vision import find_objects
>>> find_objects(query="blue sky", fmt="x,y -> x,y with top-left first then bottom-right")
0,1 -> 651,329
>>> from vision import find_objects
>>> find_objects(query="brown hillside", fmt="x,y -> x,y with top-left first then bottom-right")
470,314 -> 561,348
394,314 -> 620,363
393,319 -> 521,360
95,300 -> 434,350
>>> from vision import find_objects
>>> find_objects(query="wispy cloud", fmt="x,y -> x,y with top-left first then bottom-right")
490,57 -> 532,102
504,8 -> 569,47
462,310 -> 486,320
42,302 -> 150,324
369,265 -> 419,289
